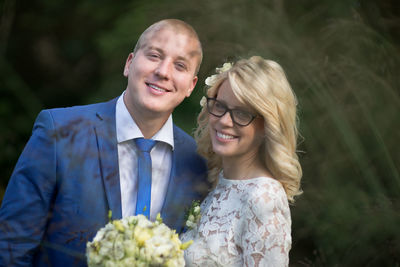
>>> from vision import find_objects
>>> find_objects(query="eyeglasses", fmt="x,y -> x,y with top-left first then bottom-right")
206,97 -> 257,126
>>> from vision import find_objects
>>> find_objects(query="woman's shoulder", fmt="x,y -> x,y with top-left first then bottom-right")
245,176 -> 286,197
243,177 -> 289,212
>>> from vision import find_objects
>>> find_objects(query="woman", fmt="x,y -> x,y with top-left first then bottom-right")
181,56 -> 302,266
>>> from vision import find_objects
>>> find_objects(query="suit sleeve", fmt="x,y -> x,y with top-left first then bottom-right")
0,110 -> 57,266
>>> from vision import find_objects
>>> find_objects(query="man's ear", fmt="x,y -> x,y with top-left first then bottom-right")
186,76 -> 198,97
123,53 -> 134,77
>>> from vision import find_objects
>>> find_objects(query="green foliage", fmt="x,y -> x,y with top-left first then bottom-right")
1,0 -> 399,265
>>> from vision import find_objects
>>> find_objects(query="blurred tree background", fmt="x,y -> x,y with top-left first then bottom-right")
1,0 -> 399,265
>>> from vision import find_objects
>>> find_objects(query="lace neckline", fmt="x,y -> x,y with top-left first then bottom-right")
218,172 -> 274,186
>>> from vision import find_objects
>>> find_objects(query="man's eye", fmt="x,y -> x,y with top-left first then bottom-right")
148,53 -> 160,59
175,62 -> 187,70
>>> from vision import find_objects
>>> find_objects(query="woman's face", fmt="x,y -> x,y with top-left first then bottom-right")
209,80 -> 264,162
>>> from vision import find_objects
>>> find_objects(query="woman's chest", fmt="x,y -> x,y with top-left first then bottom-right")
198,187 -> 250,239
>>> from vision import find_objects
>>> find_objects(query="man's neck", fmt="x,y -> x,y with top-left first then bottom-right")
132,113 -> 170,139
123,91 -> 171,139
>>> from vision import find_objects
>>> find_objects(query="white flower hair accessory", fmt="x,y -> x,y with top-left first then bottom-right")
199,96 -> 207,107
204,62 -> 233,87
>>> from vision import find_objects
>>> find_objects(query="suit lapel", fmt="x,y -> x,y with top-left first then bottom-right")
161,127 -> 194,231
160,149 -> 177,227
93,98 -> 122,219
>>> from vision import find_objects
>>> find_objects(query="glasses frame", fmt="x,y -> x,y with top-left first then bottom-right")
206,97 -> 258,127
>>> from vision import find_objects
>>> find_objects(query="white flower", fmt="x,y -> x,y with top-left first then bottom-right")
86,213 -> 190,267
185,201 -> 201,230
186,221 -> 196,229
193,206 -> 201,214
199,96 -> 207,107
93,228 -> 106,243
113,235 -> 125,260
205,74 -> 219,86
216,62 -> 233,73
188,215 -> 195,222
204,62 -> 233,87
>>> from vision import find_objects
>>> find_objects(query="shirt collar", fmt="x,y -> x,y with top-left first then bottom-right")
116,92 -> 175,150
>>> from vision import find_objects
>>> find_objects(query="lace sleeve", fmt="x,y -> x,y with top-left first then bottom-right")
241,179 -> 291,267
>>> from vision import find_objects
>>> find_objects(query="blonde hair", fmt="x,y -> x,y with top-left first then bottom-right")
195,56 -> 302,202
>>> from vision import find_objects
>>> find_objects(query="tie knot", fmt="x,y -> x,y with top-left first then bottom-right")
134,138 -> 157,153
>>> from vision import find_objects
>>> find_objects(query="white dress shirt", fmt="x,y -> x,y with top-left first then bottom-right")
116,92 -> 173,220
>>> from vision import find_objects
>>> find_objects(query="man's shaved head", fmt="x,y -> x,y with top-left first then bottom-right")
133,19 -> 203,74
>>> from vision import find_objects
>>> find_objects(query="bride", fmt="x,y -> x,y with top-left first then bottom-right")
181,56 -> 302,266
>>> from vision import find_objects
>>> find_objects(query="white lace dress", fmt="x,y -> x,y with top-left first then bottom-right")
181,173 -> 291,267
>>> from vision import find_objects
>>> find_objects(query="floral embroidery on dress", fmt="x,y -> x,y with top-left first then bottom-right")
181,173 -> 291,267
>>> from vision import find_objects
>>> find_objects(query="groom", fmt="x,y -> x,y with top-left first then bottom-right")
0,19 -> 208,266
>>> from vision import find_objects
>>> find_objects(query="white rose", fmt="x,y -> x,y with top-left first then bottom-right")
113,234 -> 125,260
205,74 -> 218,86
188,215 -> 195,222
186,221 -> 195,228
93,228 -> 106,243
216,62 -> 233,73
193,206 -> 201,214
98,240 -> 113,257
199,96 -> 207,107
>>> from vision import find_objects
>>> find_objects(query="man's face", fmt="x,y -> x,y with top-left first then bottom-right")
123,27 -> 199,120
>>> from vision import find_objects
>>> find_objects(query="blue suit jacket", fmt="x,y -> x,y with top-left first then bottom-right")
0,98 -> 208,266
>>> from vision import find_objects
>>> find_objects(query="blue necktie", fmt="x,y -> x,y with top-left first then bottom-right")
134,138 -> 157,218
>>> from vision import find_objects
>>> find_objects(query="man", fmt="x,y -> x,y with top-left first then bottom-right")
0,19 -> 208,266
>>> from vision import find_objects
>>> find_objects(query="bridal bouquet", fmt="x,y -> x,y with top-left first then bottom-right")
86,214 -> 192,267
